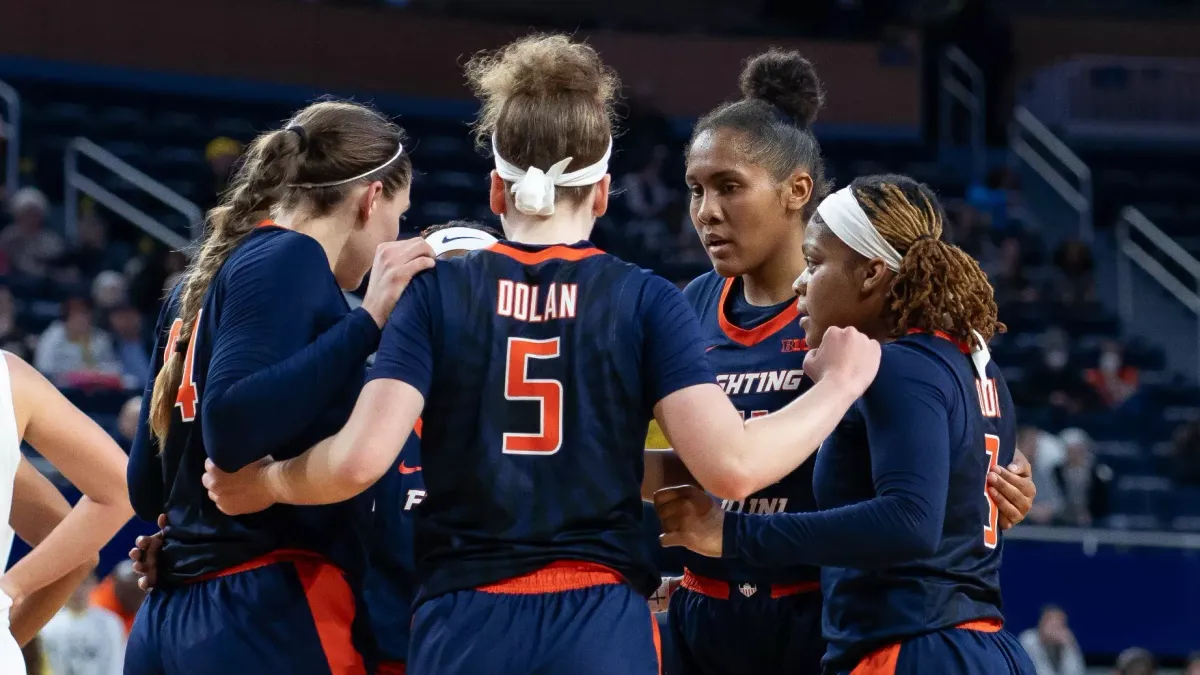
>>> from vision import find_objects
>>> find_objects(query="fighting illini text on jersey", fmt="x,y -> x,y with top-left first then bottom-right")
681,272 -> 817,587
817,331 -> 1016,672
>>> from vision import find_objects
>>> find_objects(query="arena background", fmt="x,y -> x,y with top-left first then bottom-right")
2,0 -> 1199,672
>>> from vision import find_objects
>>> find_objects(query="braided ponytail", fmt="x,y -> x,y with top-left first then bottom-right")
849,174 -> 1005,343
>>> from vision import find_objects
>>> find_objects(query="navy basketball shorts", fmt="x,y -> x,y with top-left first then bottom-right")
124,550 -> 366,675
840,621 -> 1036,675
667,568 -> 824,675
407,562 -> 661,675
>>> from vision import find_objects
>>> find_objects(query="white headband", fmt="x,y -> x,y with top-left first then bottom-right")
291,143 -> 405,189
815,187 -> 903,272
492,135 -> 612,216
424,226 -> 498,257
814,185 -> 992,378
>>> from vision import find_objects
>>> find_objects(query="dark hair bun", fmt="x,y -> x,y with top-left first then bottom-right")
739,49 -> 824,129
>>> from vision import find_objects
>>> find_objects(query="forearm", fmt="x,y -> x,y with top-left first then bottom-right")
264,436 -> 372,506
3,497 -> 130,602
733,378 -> 861,494
9,559 -> 95,646
724,495 -> 940,569
204,308 -> 379,471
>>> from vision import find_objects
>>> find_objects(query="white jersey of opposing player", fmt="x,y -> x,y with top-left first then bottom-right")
0,353 -> 26,673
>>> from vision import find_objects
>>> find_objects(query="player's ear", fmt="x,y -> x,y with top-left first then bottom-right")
489,171 -> 507,216
859,258 -> 891,297
358,181 -> 385,227
782,170 -> 813,214
591,175 -> 611,218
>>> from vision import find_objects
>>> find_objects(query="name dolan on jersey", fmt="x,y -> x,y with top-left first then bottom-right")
715,369 -> 805,397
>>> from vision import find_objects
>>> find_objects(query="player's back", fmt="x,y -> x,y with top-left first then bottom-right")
816,331 -> 1016,670
413,241 -> 688,601
154,226 -> 371,585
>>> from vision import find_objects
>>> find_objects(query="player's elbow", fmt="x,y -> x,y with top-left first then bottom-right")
701,464 -> 759,502
330,453 -> 387,498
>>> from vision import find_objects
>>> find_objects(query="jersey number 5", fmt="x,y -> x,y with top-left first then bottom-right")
503,337 -> 563,455
983,433 -> 1000,549
164,311 -> 202,423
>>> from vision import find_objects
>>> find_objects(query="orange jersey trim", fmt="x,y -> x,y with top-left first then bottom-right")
717,278 -> 802,347
680,568 -> 819,600
476,561 -> 624,594
849,619 -> 1004,675
487,242 -> 604,265
906,328 -> 971,354
376,663 -> 407,675
650,610 -> 663,675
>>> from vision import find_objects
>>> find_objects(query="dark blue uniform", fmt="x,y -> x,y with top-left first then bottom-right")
725,332 -> 1036,675
370,241 -> 716,675
125,225 -> 380,675
366,428 -> 425,675
666,273 -> 824,675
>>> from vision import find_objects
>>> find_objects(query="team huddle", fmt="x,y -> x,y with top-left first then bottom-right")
89,33 -> 1043,675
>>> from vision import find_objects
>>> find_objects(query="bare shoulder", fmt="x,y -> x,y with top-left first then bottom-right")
3,351 -> 52,432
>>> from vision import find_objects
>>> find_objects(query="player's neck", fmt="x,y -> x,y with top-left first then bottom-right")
741,237 -> 806,307
275,212 -> 348,272
501,210 -> 594,246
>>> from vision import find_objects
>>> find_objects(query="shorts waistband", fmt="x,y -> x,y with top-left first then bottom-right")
476,561 -> 626,595
681,568 -> 820,600
191,549 -> 336,583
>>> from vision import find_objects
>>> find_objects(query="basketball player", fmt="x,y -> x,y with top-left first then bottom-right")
124,100 -> 434,675
202,34 -> 880,675
657,175 -> 1038,675
0,352 -> 132,673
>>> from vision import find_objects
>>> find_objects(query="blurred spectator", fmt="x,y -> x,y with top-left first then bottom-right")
1017,426 -> 1066,525
1020,327 -> 1093,414
89,560 -> 145,635
0,282 -> 32,360
202,137 -> 242,210
966,167 -> 1016,233
1185,652 -> 1200,675
990,235 -> 1039,306
1083,341 -> 1140,411
114,396 -> 142,451
34,295 -> 122,387
0,187 -> 63,279
1019,605 -> 1086,675
56,210 -> 125,283
1047,239 -> 1096,307
1169,421 -> 1200,486
92,270 -> 131,312
108,304 -> 150,389
620,145 -> 678,224
1114,647 -> 1155,675
1053,428 -> 1113,527
40,573 -> 126,675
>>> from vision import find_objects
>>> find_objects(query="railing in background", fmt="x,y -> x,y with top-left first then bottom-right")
938,46 -> 986,185
1009,106 -> 1094,244
0,78 -> 20,198
1024,56 -> 1200,143
1116,207 -> 1200,385
64,137 -> 200,253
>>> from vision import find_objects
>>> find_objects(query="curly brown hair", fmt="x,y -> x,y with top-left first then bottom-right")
849,174 -> 1005,343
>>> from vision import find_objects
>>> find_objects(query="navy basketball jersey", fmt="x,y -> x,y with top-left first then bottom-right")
369,241 -> 715,604
363,421 -> 426,663
815,331 -> 1016,670
147,226 -> 373,585
680,272 -> 818,586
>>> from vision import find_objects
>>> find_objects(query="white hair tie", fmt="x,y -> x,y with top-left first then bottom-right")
492,135 -> 613,216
